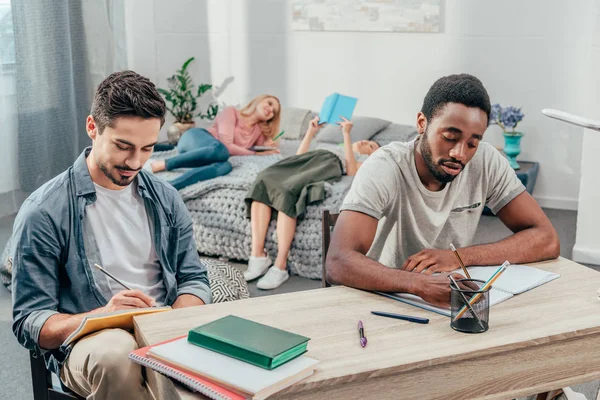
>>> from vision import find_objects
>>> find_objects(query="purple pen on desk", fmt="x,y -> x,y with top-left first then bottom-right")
358,320 -> 367,348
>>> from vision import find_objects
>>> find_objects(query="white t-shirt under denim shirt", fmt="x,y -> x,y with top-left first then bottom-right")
84,182 -> 166,305
340,139 -> 525,268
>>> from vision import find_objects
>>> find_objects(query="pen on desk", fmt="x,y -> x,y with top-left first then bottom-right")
371,311 -> 429,324
448,275 -> 486,330
93,263 -> 132,290
358,320 -> 367,348
450,243 -> 471,279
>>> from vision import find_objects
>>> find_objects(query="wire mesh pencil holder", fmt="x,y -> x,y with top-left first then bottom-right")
450,278 -> 490,334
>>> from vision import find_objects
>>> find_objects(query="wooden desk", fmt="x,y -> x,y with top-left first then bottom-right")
134,258 -> 600,399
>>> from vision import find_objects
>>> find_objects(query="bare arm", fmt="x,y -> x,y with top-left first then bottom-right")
39,290 -> 155,349
326,210 -> 463,307
39,310 -> 103,349
296,131 -> 315,155
461,191 -> 560,265
402,192 -> 561,274
338,118 -> 361,176
172,294 -> 205,309
296,116 -> 324,155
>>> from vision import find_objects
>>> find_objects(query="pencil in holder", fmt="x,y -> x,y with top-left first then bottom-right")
450,278 -> 490,334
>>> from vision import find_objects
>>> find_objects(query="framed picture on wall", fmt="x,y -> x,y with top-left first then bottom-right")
291,0 -> 442,33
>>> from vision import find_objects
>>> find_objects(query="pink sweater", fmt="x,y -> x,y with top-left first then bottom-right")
206,106 -> 266,156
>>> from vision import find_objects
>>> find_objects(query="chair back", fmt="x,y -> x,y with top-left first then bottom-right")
30,351 -> 81,400
321,210 -> 340,288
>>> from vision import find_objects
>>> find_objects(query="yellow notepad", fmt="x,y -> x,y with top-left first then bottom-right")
64,307 -> 171,345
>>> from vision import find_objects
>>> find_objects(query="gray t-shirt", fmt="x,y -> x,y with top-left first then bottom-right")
340,139 -> 525,268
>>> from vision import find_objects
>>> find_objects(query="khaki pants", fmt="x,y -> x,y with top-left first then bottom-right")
60,328 -> 154,400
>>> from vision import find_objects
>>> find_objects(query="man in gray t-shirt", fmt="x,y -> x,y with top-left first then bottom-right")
326,74 -> 560,308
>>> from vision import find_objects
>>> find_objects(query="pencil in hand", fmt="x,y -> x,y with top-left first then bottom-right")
450,243 -> 471,279
93,263 -> 132,291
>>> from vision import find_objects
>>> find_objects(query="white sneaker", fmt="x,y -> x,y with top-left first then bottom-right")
244,255 -> 272,281
257,266 -> 289,290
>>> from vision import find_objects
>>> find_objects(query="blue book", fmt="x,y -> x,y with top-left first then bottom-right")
318,93 -> 358,125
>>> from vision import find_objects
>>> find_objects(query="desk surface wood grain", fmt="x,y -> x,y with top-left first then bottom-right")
134,258 -> 600,400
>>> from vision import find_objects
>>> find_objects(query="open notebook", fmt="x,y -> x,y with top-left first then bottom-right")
64,307 -> 171,345
375,264 -> 560,317
146,337 -> 319,400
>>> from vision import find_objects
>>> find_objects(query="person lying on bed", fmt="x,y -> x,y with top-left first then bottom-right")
150,94 -> 282,189
243,115 -> 380,289
325,73 -> 560,308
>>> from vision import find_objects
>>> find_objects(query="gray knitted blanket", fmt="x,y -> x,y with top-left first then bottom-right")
147,150 -> 353,279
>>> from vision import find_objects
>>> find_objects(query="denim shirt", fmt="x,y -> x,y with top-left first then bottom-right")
11,148 -> 212,374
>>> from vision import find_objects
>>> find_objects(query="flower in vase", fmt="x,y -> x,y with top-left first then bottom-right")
489,103 -> 524,135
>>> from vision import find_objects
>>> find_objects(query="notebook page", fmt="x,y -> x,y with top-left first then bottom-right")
461,265 -> 560,295
64,306 -> 171,345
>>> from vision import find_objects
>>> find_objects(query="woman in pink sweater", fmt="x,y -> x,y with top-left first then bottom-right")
151,94 -> 281,189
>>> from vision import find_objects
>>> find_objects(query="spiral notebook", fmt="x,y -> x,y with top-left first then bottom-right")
129,336 -> 246,400
147,337 -> 319,400
376,264 -> 560,317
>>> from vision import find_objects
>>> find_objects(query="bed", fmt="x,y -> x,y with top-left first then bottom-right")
147,109 -> 417,280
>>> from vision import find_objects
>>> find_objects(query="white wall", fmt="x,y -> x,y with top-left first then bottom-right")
0,68 -> 21,218
287,0 -> 593,210
124,0 -> 264,142
126,0 -> 595,210
573,0 -> 600,265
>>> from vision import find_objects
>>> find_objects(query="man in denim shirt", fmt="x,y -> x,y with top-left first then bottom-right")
11,71 -> 212,399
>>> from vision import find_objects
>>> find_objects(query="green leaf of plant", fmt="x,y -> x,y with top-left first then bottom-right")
197,84 -> 212,96
181,57 -> 195,72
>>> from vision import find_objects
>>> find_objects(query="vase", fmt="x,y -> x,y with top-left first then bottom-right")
503,132 -> 523,170
167,121 -> 195,144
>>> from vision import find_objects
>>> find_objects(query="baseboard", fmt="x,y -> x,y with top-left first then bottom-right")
0,190 -> 27,219
572,244 -> 600,266
533,195 -> 578,211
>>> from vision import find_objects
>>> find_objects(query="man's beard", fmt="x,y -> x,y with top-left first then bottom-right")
420,129 -> 464,183
97,160 -> 139,187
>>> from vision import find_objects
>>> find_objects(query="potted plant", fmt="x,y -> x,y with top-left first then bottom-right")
489,104 -> 525,170
158,57 -> 220,144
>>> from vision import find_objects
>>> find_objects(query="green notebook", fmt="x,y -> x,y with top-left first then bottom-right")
187,315 -> 310,370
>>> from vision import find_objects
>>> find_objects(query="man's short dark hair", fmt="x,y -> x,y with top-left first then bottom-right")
91,70 -> 166,134
420,74 -> 491,124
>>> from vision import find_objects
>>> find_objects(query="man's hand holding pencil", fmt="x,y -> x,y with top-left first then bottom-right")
102,290 -> 156,313
412,272 -> 471,308
400,245 -> 480,308
94,263 -> 157,312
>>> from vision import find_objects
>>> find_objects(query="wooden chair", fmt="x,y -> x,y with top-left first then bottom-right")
321,210 -> 339,288
30,351 -> 82,400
